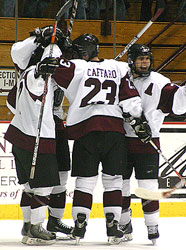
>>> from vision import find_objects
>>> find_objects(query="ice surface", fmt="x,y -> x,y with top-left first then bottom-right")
0,217 -> 185,249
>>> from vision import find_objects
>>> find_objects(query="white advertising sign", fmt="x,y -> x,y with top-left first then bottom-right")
0,69 -> 16,96
0,122 -> 23,204
0,122 -> 186,205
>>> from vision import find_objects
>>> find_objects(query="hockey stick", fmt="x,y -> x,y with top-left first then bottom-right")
135,178 -> 186,200
58,0 -> 78,118
56,0 -> 73,22
137,144 -> 186,206
114,7 -> 165,61
149,140 -> 186,185
135,142 -> 186,201
67,0 -> 78,38
146,10 -> 186,46
30,0 -> 73,179
155,43 -> 186,72
181,78 -> 186,86
134,177 -> 185,200
159,143 -> 186,169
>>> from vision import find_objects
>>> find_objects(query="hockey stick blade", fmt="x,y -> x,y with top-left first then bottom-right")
135,187 -> 164,200
67,0 -> 78,38
135,179 -> 186,200
115,8 -> 165,61
56,0 -> 73,22
151,8 -> 165,22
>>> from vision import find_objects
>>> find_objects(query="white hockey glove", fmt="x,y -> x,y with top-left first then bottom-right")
123,112 -> 152,143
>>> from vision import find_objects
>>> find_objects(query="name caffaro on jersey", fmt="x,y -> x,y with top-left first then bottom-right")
87,68 -> 117,78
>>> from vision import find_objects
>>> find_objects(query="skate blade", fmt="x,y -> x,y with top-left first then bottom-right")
121,233 -> 133,242
23,237 -> 56,245
56,235 -> 75,241
151,239 -> 157,245
108,236 -> 122,245
21,236 -> 28,244
75,236 -> 81,245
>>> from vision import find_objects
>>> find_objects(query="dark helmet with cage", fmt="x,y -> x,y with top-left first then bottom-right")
127,44 -> 153,77
72,33 -> 99,61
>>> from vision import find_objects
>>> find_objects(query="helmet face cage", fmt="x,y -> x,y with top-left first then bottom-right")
72,33 -> 99,61
127,44 -> 153,77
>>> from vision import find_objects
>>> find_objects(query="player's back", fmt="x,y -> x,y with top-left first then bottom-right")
67,59 -> 127,118
63,59 -> 129,140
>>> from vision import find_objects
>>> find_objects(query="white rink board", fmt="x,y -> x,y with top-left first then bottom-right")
0,122 -> 186,205
0,69 -> 16,96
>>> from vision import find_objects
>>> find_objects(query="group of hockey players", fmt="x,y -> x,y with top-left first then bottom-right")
4,19 -> 186,246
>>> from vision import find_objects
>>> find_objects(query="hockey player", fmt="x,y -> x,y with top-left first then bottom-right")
5,26 -> 73,245
119,44 -> 186,245
32,33 -> 152,244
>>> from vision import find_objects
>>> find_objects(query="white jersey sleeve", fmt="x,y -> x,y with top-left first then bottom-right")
172,84 -> 186,115
11,37 -> 37,70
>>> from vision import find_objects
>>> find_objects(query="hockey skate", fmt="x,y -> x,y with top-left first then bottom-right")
23,223 -> 56,245
21,222 -> 31,244
106,213 -> 124,245
147,225 -> 159,245
119,220 -> 133,242
47,215 -> 74,240
72,213 -> 87,244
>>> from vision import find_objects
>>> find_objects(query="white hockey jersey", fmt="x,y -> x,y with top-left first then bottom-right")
124,71 -> 186,139
5,43 -> 63,154
5,67 -> 57,154
50,49 -> 143,140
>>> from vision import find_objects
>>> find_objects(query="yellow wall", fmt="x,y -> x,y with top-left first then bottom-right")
1,202 -> 186,220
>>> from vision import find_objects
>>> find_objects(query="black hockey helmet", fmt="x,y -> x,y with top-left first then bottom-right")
72,33 -> 99,61
127,44 -> 153,77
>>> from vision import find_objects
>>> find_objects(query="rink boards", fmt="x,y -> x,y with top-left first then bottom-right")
0,121 -> 186,219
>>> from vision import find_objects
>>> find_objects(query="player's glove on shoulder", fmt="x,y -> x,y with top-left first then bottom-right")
123,112 -> 152,143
